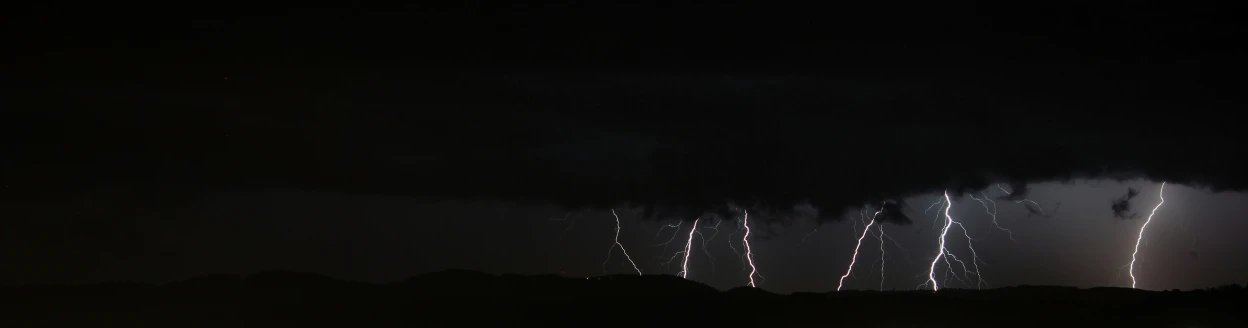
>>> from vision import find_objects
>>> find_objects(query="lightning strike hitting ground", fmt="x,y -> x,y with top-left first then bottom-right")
1129,182 -> 1166,289
603,209 -> 643,275
969,192 -> 1014,241
742,210 -> 761,287
837,208 -> 883,291
923,193 -> 955,291
678,218 -> 701,279
866,215 -> 908,291
920,191 -> 986,291
877,224 -> 887,291
950,221 -> 987,289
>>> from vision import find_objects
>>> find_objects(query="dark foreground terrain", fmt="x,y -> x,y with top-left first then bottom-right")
2,271 -> 1242,327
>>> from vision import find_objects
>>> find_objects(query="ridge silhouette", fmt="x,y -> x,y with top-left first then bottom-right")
1,270 -> 1242,326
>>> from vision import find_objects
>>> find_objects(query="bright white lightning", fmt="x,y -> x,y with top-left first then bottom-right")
742,210 -> 761,287
678,218 -> 701,279
968,192 -> 1014,241
837,208 -> 883,291
920,192 -> 989,291
950,221 -> 987,289
604,209 -> 643,275
924,191 -> 956,291
1129,182 -> 1166,289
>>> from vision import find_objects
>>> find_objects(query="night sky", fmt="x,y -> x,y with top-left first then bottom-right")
5,4 -> 1246,293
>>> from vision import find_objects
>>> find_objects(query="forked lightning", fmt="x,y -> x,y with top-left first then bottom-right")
1129,182 -> 1166,289
604,209 -> 643,275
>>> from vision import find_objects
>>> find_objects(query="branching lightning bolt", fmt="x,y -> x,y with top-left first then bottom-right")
604,209 -> 643,275
654,221 -> 685,265
742,210 -> 761,287
656,220 -> 697,271
920,191 -> 987,291
837,207 -> 883,291
925,198 -> 948,229
1129,182 -> 1166,289
678,218 -> 700,279
950,221 -> 987,289
969,192 -> 1014,241
655,221 -> 682,239
695,219 -> 721,276
923,193 -> 955,291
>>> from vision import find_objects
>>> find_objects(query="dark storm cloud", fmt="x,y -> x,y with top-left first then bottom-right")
873,202 -> 913,226
16,71 -> 1241,227
1112,188 -> 1143,220
998,182 -> 1031,202
6,4 -> 1246,227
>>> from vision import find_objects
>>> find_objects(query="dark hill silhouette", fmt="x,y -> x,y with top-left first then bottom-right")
165,273 -> 244,287
725,286 -> 785,300
1,270 -> 1242,326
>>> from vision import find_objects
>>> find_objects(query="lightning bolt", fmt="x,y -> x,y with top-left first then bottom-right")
727,218 -> 747,271
695,219 -> 721,276
655,221 -> 682,238
920,191 -> 987,291
950,220 -> 987,289
877,226 -> 909,263
876,224 -> 913,290
877,224 -> 887,291
837,207 -> 883,291
604,209 -> 643,275
801,227 -> 819,243
1129,182 -> 1166,289
923,193 -> 955,291
997,184 -> 1047,216
548,213 -> 578,241
968,192 -> 1014,241
678,218 -> 701,279
657,219 -> 694,271
742,210 -> 761,287
925,198 -> 948,230
654,220 -> 685,266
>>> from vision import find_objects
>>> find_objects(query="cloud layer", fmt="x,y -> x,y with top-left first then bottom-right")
6,4 -> 1244,226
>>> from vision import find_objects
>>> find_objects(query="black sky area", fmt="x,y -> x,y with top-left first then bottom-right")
3,3 -> 1247,291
